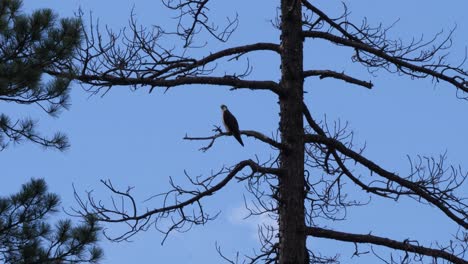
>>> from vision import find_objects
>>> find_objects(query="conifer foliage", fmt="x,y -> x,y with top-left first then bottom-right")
0,179 -> 102,264
0,0 -> 81,151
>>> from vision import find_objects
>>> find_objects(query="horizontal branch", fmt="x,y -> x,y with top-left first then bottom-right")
87,159 -> 279,224
150,42 -> 280,79
47,71 -> 281,94
303,31 -> 468,93
64,21 -> 283,95
304,133 -> 468,229
303,69 -> 373,89
242,130 -> 283,149
0,96 -> 47,104
184,129 -> 284,151
307,226 -> 468,264
0,115 -> 69,151
184,42 -> 280,69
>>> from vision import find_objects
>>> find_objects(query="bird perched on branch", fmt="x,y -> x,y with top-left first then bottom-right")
220,104 -> 244,146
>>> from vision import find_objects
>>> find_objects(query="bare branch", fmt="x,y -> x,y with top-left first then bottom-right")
303,102 -> 467,230
74,159 -> 281,242
47,12 -> 281,95
304,133 -> 468,229
162,0 -> 238,47
47,72 -> 280,94
303,69 -> 373,89
301,1 -> 468,96
301,0 -> 357,41
307,226 -> 468,264
303,30 -> 468,94
144,42 -> 280,80
184,129 -> 284,151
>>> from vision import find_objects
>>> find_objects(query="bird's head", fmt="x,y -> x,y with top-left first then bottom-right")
220,104 -> 228,111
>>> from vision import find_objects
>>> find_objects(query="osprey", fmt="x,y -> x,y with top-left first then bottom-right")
220,104 -> 244,146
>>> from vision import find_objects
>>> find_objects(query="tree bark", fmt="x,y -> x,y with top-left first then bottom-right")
278,0 -> 306,263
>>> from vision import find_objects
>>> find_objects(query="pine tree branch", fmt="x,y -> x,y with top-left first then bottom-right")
0,179 -> 101,263
303,30 -> 468,94
162,0 -> 237,47
151,42 -> 280,79
0,115 -> 69,151
184,129 -> 284,151
304,133 -> 468,229
62,21 -> 282,94
303,102 -> 466,229
75,159 -> 281,242
48,71 -> 281,94
301,0 -> 357,41
307,226 -> 468,264
303,69 -> 373,89
302,103 -> 412,199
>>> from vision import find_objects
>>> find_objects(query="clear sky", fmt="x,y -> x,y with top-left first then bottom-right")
2,1 -> 467,263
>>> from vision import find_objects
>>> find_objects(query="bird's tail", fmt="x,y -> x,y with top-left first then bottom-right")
234,134 -> 244,147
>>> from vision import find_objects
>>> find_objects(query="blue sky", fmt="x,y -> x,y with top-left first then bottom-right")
2,1 -> 467,263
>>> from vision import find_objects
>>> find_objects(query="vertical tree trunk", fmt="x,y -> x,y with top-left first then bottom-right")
278,0 -> 306,263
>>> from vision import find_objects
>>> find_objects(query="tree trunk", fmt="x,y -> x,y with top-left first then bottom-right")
278,0 -> 306,263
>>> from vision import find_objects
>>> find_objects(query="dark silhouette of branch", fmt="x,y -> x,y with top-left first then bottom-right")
0,114 -> 69,151
303,102 -> 467,264
304,132 -> 468,229
302,31 -> 467,94
307,226 -> 468,264
303,70 -> 373,89
45,11 -> 281,95
46,72 -> 281,94
162,0 -> 238,47
0,179 -> 102,264
151,42 -> 280,79
301,1 -> 468,96
74,159 -> 281,242
184,129 -> 284,151
304,31 -> 468,92
216,238 -> 278,264
303,102 -> 467,231
303,105 -> 412,200
301,117 -> 367,222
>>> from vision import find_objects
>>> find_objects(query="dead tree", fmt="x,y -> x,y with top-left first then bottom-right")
54,1 -> 468,263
